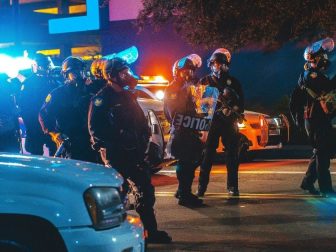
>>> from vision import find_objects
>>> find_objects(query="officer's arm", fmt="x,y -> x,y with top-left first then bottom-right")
163,88 -> 174,124
39,92 -> 58,134
88,97 -> 109,149
289,85 -> 305,128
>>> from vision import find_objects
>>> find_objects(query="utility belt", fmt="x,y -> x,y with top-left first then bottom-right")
303,86 -> 336,115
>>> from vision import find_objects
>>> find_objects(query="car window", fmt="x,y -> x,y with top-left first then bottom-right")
134,90 -> 153,99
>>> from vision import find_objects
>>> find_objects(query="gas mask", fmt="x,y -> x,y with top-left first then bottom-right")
316,53 -> 330,71
211,62 -> 229,78
65,70 -> 86,86
116,68 -> 138,89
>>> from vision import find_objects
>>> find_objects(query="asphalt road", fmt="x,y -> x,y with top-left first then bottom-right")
148,157 -> 336,252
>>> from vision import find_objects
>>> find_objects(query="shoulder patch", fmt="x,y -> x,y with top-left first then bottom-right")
94,97 -> 103,107
310,72 -> 317,79
227,79 -> 232,85
45,94 -> 52,103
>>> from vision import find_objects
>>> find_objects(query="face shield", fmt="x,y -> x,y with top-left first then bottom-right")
304,38 -> 335,63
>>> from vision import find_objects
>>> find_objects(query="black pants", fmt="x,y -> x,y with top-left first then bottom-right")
303,119 -> 336,192
100,148 -> 158,234
176,159 -> 200,197
25,131 -> 57,156
199,119 -> 240,191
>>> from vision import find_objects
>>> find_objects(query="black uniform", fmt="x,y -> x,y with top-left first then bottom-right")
39,83 -> 98,162
19,74 -> 57,155
289,68 -> 336,194
198,73 -> 244,194
0,80 -> 21,152
88,86 -> 160,234
164,79 -> 204,200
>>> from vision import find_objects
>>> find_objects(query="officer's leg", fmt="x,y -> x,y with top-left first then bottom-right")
315,126 -> 333,194
301,150 -> 318,187
176,160 -> 188,196
300,120 -> 319,194
223,126 -> 240,195
177,160 -> 203,206
197,125 -> 220,195
45,135 -> 57,156
25,133 -> 44,155
129,167 -> 171,243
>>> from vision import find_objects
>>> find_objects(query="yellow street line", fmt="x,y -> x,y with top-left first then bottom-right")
155,192 -> 323,199
158,170 -> 336,175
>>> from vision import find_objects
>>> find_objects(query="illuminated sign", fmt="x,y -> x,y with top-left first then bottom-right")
109,0 -> 143,21
48,0 -> 99,34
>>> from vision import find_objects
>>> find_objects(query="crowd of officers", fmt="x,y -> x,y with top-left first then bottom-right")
0,39 -> 336,243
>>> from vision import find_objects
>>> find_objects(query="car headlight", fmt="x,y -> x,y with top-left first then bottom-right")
155,90 -> 165,100
237,121 -> 246,128
84,187 -> 126,230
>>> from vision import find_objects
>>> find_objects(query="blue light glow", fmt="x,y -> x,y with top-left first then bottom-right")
49,0 -> 100,34
103,46 -> 139,64
0,54 -> 34,78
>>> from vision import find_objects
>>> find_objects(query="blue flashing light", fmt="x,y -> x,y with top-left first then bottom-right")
49,0 -> 100,34
103,46 -> 139,64
0,54 -> 34,78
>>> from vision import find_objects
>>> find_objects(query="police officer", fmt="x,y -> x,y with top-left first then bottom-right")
164,54 -> 204,207
289,38 -> 336,196
39,56 -> 98,162
19,53 -> 57,155
197,48 -> 244,197
0,75 -> 21,152
88,57 -> 172,244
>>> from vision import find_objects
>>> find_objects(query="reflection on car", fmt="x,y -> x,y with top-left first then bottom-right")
0,153 -> 144,252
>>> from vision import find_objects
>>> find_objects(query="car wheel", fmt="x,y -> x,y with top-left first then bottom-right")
0,215 -> 66,252
239,149 -> 256,162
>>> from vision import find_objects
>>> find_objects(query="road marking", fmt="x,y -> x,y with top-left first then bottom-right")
155,192 -> 324,199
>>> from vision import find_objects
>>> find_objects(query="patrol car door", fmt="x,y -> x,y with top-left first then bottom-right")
147,109 -> 165,169
259,115 -> 269,147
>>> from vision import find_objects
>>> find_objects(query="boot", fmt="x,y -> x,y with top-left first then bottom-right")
178,193 -> 204,207
301,181 -> 320,195
195,185 -> 207,197
146,230 -> 172,244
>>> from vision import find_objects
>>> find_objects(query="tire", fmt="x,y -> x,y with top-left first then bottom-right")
239,150 -> 256,162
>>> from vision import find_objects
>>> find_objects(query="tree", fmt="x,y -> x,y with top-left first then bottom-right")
136,0 -> 336,51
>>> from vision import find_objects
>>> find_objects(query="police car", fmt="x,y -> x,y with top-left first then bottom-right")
135,80 -> 289,161
0,153 -> 144,252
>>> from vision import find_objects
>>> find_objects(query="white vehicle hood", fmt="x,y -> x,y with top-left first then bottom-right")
0,153 -> 123,228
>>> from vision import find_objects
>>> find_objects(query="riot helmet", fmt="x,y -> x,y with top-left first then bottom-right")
172,54 -> 202,81
303,38 -> 334,70
103,57 -> 138,88
90,59 -> 106,80
208,48 -> 231,78
32,53 -> 54,75
61,56 -> 86,84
